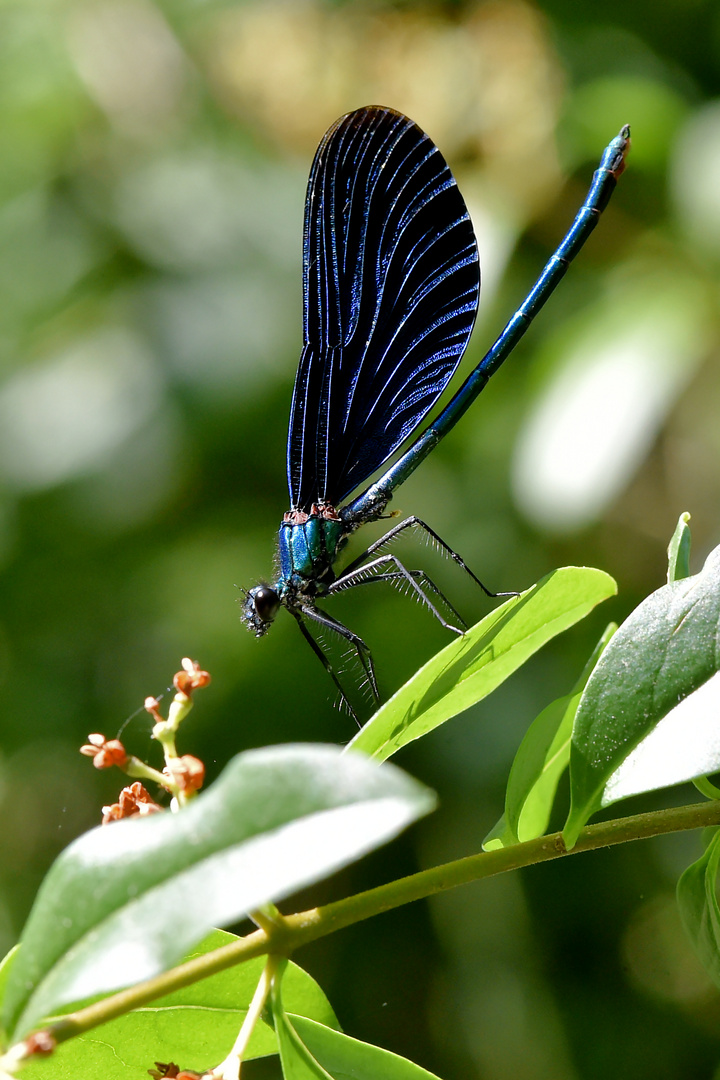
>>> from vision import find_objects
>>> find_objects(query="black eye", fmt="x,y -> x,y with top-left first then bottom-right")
252,586 -> 280,623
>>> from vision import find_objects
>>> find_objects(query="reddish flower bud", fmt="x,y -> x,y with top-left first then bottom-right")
102,783 -> 163,824
173,658 -> 211,695
145,696 -> 164,723
80,735 -> 128,770
148,1064 -> 203,1080
24,1030 -> 56,1057
165,755 -> 205,794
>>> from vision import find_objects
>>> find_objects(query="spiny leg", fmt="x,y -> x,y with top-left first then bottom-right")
332,568 -> 468,630
340,515 -> 516,598
299,603 -> 380,705
288,607 -> 363,724
330,553 -> 465,635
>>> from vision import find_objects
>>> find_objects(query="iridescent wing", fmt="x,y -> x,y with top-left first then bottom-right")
286,106 -> 480,510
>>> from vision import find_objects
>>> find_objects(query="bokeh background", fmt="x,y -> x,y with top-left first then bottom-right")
1,0 -> 720,1077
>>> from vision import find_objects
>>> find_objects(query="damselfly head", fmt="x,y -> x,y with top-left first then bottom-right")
242,585 -> 281,636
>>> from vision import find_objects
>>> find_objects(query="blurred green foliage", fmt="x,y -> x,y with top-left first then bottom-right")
1,1 -> 720,1077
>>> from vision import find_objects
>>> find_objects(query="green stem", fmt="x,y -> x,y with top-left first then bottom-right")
37,798 -> 720,1050
250,904 -> 285,935
210,954 -> 281,1080
152,693 -> 195,806
124,757 -> 175,795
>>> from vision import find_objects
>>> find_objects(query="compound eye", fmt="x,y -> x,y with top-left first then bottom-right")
252,586 -> 280,623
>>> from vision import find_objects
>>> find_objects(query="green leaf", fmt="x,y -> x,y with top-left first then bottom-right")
0,947 -> 18,997
484,624 -> 615,850
273,961 -> 443,1079
0,946 -> 19,1050
667,511 -> 692,583
677,830 -> 720,988
599,670 -> 720,809
564,544 -> 720,848
482,813 -> 515,850
292,1016 -> 445,1079
484,695 -> 573,851
273,961 -> 333,1080
18,932 -> 339,1080
694,775 -> 720,800
346,567 -> 617,762
3,745 -> 435,1040
276,1014 -> 333,1079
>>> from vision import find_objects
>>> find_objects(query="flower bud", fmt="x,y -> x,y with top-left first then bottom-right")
80,735 -> 128,770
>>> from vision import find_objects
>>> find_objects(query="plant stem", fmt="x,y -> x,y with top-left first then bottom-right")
37,798 -> 720,1049
152,684 -> 197,807
249,904 -> 285,935
124,757 -> 174,794
210,954 -> 280,1079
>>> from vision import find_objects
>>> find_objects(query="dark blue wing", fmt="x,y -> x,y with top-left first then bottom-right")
287,106 -> 480,511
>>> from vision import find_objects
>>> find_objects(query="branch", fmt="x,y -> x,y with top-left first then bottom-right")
41,798 -> 720,1048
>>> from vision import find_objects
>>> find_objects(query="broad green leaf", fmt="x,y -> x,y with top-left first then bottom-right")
273,962 -> 442,1080
273,961 -> 333,1080
0,946 -> 19,1050
564,544 -> 720,848
667,511 -> 692,583
293,1016 -> 445,1079
19,932 -> 339,1080
276,1014 -> 332,1080
484,624 -> 615,850
484,695 -> 573,851
3,745 -> 435,1039
347,567 -> 616,762
677,830 -> 720,987
0,948 -> 18,997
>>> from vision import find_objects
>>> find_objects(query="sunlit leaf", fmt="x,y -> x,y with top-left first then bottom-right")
667,511 -> 692,583
484,694 -> 572,852
600,670 -> 720,807
0,946 -> 18,1051
564,544 -> 720,848
484,624 -> 615,850
346,568 -> 616,763
482,813 -> 515,850
3,745 -> 435,1039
